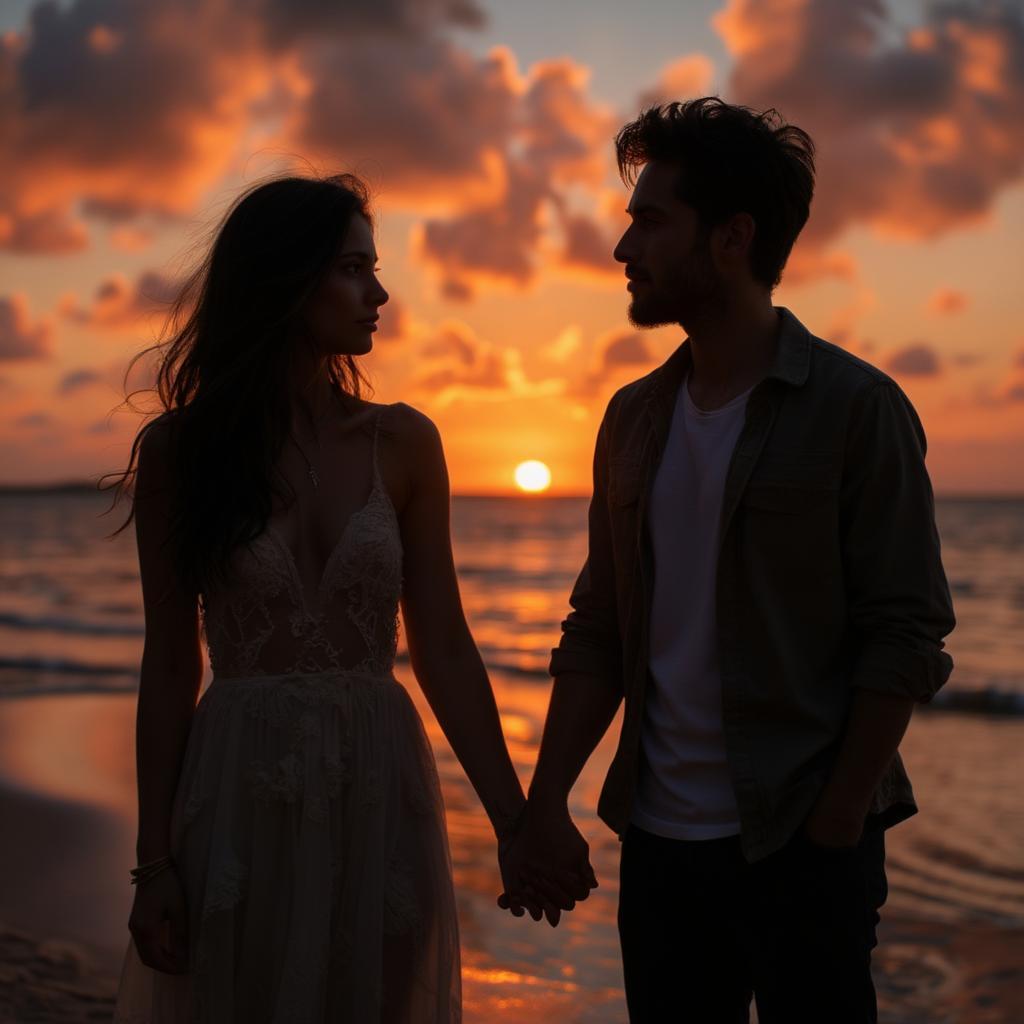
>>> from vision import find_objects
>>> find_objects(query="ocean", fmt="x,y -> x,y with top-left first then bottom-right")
1,489 -> 1023,1020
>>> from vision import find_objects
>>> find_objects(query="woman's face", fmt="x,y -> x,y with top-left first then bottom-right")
303,213 -> 389,357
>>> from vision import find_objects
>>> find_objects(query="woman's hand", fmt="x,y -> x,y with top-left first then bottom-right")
497,796 -> 598,927
128,868 -> 189,974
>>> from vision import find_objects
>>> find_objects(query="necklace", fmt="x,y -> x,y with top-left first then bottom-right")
290,433 -> 320,490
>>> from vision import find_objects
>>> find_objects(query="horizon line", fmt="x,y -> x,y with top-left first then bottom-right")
1,480 -> 1023,502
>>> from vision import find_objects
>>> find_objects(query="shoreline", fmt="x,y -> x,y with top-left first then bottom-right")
2,914 -> 1020,1024
1,689 -> 1021,1023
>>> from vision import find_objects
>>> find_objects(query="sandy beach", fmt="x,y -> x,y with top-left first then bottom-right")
1,686 -> 1022,1023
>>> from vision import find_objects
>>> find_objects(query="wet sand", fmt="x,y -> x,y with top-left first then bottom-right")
0,687 -> 1021,1023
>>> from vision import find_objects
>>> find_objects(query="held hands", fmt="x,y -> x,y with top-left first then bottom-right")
496,795 -> 598,927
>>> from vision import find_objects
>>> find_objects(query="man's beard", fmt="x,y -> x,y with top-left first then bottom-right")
627,246 -> 723,329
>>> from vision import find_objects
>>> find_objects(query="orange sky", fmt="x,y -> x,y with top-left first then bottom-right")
1,0 -> 1023,494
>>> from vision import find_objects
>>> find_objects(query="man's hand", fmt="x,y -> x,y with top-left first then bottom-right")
800,800 -> 865,849
496,795 -> 598,927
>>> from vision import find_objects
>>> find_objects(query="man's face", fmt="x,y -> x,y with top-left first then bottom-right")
612,160 -> 723,328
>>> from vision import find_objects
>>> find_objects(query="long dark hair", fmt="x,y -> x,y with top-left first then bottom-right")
103,173 -> 374,594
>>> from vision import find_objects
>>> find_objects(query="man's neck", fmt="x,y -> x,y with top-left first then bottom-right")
680,298 -> 780,411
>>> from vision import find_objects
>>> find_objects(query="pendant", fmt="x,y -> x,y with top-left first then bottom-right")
308,465 -> 319,489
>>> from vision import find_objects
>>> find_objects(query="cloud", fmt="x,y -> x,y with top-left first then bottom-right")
416,164 -> 548,300
109,224 -> 158,253
0,294 -> 53,360
602,331 -> 652,367
558,212 -> 621,278
415,320 -> 514,397
543,325 -> 583,363
14,411 -> 54,429
375,296 -> 411,343
61,270 -> 179,330
927,286 -> 970,315
421,321 -> 479,366
291,39 -> 519,207
0,0 -> 496,253
951,351 -> 985,367
782,248 -> 859,286
411,318 -> 564,406
0,205 -> 89,254
413,57 -> 618,297
518,58 -> 617,189
251,0 -> 486,43
886,342 -> 943,377
714,0 -> 1024,256
58,368 -> 104,395
568,328 -> 658,398
0,0 -> 277,252
638,54 -> 717,109
2,0 -> 619,305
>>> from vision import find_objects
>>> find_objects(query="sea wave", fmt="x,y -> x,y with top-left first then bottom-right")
0,655 -> 137,697
0,611 -> 144,636
1,652 -> 1021,716
925,685 -> 1024,716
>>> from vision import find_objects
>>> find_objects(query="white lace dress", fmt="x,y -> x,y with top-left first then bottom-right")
113,408 -> 462,1023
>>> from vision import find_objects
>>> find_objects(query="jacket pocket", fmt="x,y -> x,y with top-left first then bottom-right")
742,483 -> 834,515
742,451 -> 840,514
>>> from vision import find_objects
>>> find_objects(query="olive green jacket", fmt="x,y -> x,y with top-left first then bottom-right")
549,307 -> 955,862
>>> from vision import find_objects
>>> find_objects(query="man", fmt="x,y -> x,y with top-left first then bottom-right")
499,98 -> 955,1023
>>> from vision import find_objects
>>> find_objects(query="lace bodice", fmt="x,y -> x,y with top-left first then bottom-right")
201,408 -> 403,678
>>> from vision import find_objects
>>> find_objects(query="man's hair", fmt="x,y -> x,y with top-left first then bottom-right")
615,97 -> 816,288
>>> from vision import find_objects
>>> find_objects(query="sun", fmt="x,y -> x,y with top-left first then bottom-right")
514,460 -> 552,494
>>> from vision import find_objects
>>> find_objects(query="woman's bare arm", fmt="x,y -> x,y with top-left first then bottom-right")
133,422 -> 204,862
394,405 -> 526,838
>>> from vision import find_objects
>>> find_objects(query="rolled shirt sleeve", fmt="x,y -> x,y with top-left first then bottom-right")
841,379 -> 956,702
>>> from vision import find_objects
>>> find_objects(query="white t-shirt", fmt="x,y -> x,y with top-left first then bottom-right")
631,374 -> 753,841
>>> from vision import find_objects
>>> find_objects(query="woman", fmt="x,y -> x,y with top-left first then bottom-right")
108,173 -> 531,1022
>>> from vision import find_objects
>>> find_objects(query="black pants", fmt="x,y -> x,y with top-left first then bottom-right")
618,823 -> 887,1024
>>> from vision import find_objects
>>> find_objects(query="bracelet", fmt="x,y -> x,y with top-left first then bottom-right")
130,854 -> 174,886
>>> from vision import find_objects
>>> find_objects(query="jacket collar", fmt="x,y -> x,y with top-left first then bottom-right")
645,305 -> 811,410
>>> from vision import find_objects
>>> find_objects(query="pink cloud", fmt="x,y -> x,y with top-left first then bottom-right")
422,322 -> 479,366
58,368 -> 105,395
0,294 -> 53,360
375,296 -> 411,343
61,270 -> 179,330
413,57 -> 618,297
567,328 -> 658,398
951,352 -> 985,367
416,165 -> 547,299
291,39 -> 519,206
414,320 -> 515,396
886,342 -> 943,377
782,248 -> 859,286
0,2 -> 276,252
638,54 -> 717,109
714,0 -> 1024,254
927,286 -> 970,315
13,411 -> 54,430
519,59 -> 617,188
559,213 -> 621,279
0,0 -> 495,253
602,331 -> 652,367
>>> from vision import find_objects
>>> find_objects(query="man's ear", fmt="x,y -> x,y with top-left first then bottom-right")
720,211 -> 756,263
